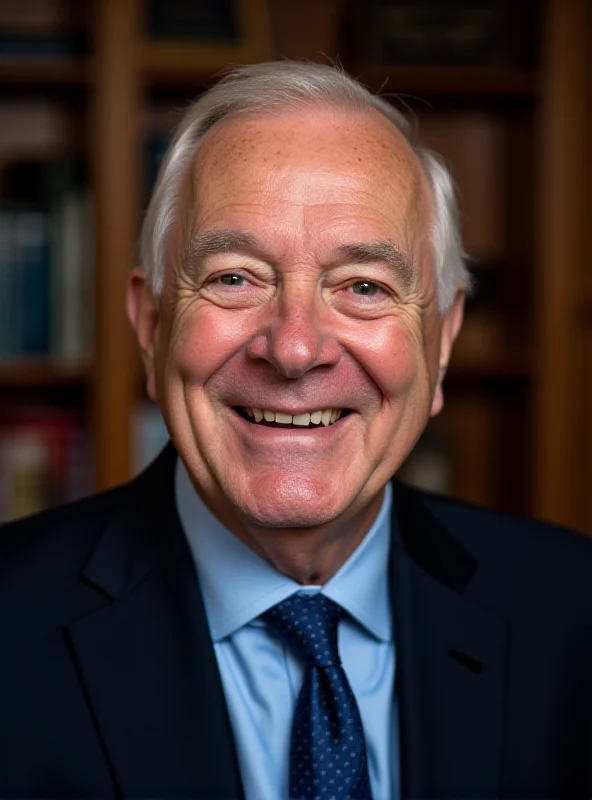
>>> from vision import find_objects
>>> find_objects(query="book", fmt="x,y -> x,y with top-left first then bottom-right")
0,210 -> 17,355
50,187 -> 93,360
0,206 -> 51,356
0,406 -> 90,523
0,432 -> 51,521
0,158 -> 93,361
15,210 -> 50,354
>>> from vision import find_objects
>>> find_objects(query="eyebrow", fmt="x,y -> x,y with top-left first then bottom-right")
184,229 -> 261,270
184,229 -> 416,290
330,242 -> 416,292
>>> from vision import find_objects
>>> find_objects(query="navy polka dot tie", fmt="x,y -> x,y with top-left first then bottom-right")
262,593 -> 373,800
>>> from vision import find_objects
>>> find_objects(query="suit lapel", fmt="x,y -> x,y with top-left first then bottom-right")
391,483 -> 507,800
67,445 -> 244,799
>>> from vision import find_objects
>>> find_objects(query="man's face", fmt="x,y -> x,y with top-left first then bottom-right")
132,106 -> 462,531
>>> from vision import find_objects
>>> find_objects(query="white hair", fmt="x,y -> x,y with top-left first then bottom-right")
140,61 -> 470,313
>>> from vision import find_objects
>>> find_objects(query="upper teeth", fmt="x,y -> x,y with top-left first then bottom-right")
245,408 -> 343,426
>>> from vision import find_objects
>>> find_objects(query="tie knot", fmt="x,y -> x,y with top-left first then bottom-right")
262,593 -> 343,668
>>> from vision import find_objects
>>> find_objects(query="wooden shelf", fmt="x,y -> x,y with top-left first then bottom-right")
142,62 -> 215,89
141,60 -> 538,96
0,358 -> 92,387
0,58 -> 92,88
352,66 -> 537,97
141,46 -> 252,89
0,59 -> 538,97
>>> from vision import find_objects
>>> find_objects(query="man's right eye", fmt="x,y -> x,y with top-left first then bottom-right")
218,273 -> 245,287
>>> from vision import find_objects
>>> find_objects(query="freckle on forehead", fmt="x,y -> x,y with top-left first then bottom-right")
207,113 -> 400,171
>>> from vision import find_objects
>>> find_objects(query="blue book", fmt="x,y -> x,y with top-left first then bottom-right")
0,210 -> 17,356
15,211 -> 50,354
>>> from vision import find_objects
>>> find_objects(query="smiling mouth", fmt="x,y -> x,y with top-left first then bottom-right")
234,407 -> 353,428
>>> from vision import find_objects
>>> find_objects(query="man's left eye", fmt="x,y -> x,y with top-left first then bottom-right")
350,281 -> 383,297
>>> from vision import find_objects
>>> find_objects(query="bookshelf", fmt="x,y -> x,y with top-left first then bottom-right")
0,0 -> 589,533
0,358 -> 90,386
0,58 -> 90,86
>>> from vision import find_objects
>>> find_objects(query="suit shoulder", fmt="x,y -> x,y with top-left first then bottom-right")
0,483 -> 128,573
398,485 -> 592,631
0,444 -> 176,590
404,483 -> 592,566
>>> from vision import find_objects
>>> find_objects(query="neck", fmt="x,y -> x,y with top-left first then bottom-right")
229,490 -> 384,585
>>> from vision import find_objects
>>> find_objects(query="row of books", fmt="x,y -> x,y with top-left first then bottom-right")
0,129 -> 172,360
0,159 -> 93,360
0,128 -> 194,361
0,401 -> 170,524
0,407 -> 91,523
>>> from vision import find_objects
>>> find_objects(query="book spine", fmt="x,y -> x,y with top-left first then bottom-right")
0,211 -> 14,356
0,433 -> 50,521
15,210 -> 50,354
51,189 -> 93,360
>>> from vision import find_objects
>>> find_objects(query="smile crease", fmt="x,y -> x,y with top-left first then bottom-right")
240,408 -> 344,427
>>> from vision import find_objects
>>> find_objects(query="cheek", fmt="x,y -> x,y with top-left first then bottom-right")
345,317 -> 424,402
162,305 -> 252,384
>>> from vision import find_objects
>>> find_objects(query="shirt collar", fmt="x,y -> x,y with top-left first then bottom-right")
175,457 -> 393,643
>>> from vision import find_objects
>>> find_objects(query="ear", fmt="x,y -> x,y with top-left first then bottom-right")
126,267 -> 160,402
430,290 -> 465,418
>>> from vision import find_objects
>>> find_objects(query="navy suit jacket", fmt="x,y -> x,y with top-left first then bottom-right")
1,442 -> 592,799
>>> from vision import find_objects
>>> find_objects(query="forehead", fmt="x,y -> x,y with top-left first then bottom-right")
188,105 -> 431,251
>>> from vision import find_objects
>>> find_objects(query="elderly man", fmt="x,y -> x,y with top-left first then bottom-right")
1,62 -> 592,800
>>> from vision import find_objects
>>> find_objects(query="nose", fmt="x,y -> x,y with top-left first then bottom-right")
246,288 -> 341,379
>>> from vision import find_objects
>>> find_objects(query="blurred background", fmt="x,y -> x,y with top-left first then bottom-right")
0,0 -> 590,533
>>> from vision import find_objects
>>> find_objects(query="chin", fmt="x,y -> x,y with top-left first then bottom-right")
232,475 -> 352,530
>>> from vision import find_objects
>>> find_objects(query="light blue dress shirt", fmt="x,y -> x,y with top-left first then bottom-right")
175,458 -> 400,800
